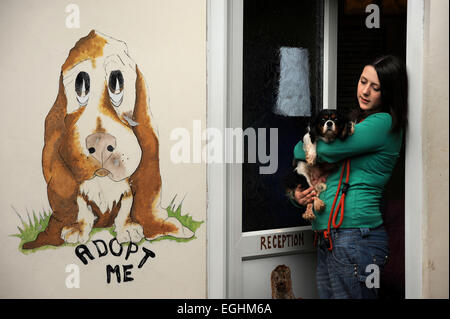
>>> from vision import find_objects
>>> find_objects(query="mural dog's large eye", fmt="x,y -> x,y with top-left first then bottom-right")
75,71 -> 90,106
108,70 -> 124,107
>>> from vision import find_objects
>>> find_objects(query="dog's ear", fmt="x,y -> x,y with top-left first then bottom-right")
42,73 -> 78,196
282,170 -> 309,192
24,72 -> 80,249
42,73 -> 66,182
309,129 -> 317,144
132,65 -> 160,161
308,109 -> 321,143
309,109 -> 319,126
336,110 -> 350,140
339,121 -> 350,140
283,170 -> 299,190
339,117 -> 355,141
130,66 -> 163,233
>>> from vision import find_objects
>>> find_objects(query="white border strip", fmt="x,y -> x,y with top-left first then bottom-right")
405,0 -> 424,299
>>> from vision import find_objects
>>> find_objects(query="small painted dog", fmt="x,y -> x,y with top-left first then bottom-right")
271,265 -> 296,299
285,109 -> 355,221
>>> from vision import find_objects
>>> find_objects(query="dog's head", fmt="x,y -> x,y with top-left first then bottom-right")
44,30 -> 158,184
309,109 -> 354,143
271,265 -> 293,293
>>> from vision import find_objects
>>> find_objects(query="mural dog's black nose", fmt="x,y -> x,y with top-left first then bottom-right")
86,132 -> 117,164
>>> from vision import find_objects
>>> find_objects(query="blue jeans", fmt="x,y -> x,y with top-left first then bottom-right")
316,226 -> 389,299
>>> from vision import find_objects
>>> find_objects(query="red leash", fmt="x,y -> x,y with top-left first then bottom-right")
313,118 -> 364,250
312,159 -> 350,250
323,158 -> 351,251
323,118 -> 365,250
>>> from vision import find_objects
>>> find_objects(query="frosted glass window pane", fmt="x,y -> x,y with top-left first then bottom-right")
242,0 -> 324,232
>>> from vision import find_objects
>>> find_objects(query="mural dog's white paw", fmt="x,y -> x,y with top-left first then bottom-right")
145,208 -> 195,241
156,207 -> 194,238
61,225 -> 90,244
154,207 -> 169,220
116,223 -> 145,243
165,217 -> 194,239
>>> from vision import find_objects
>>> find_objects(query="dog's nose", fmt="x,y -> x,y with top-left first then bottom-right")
86,132 -> 117,164
326,121 -> 333,127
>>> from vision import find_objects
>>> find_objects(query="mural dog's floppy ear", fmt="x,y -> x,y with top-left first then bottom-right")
129,66 -> 165,238
130,66 -> 194,240
22,74 -> 80,249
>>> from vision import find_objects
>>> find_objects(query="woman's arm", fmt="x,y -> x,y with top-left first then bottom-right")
294,113 -> 393,163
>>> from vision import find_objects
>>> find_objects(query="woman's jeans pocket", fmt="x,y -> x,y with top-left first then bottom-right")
358,227 -> 389,298
316,227 -> 389,299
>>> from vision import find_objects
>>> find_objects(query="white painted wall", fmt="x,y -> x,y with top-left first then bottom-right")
422,0 -> 449,299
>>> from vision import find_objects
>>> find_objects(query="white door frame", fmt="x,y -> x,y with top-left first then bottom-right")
206,0 -> 425,299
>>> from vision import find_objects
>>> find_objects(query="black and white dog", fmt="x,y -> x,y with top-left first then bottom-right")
285,109 -> 355,221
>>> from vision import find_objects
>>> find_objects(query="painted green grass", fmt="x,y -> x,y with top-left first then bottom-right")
12,199 -> 203,255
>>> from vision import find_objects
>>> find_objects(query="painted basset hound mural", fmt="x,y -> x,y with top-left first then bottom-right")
23,30 -> 194,250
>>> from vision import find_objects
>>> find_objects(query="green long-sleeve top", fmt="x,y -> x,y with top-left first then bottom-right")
293,112 -> 402,231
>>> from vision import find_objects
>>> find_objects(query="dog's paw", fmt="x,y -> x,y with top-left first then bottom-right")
61,223 -> 91,244
165,217 -> 195,239
313,198 -> 326,212
302,211 -> 316,221
302,204 -> 316,221
305,151 -> 317,165
144,208 -> 195,241
303,133 -> 317,165
116,223 -> 145,243
315,183 -> 327,193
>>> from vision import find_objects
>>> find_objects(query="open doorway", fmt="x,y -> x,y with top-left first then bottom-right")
336,0 -> 407,299
220,0 -> 409,298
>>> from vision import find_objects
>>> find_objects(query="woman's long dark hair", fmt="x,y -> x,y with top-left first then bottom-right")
355,55 -> 408,133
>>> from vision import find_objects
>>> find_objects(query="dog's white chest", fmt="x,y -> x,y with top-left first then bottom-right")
79,177 -> 130,213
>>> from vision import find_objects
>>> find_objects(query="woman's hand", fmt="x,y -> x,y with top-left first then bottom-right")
294,186 -> 317,206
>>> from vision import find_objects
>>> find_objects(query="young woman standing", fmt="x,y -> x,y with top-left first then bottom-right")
293,55 -> 408,298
